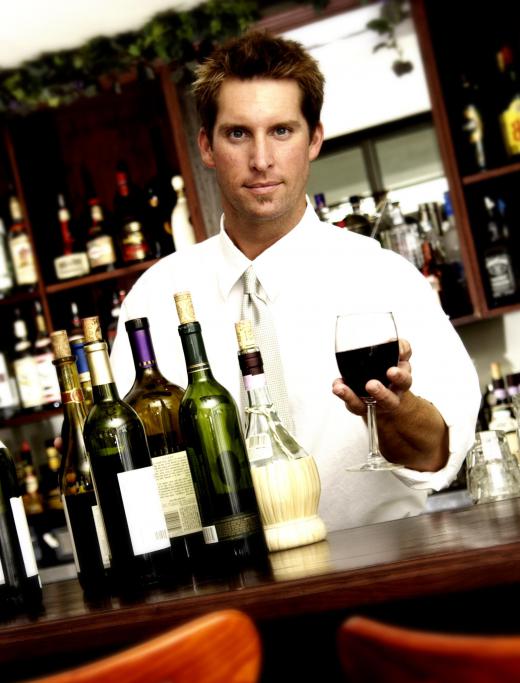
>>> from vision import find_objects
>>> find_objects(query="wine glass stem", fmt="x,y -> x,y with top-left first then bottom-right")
366,400 -> 382,460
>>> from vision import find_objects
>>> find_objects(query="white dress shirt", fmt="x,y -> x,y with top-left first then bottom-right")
110,202 -> 481,532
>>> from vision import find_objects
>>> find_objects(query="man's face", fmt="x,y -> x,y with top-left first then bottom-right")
198,78 -> 323,232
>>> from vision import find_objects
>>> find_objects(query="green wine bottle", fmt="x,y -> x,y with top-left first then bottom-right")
0,439 -> 42,614
50,330 -> 110,597
124,317 -> 205,572
174,292 -> 267,571
81,316 -> 174,593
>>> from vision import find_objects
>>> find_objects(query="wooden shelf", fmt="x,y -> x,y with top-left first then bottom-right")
462,161 -> 520,186
0,406 -> 62,428
0,288 -> 38,307
45,258 -> 160,294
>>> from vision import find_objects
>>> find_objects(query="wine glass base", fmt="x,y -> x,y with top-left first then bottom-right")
346,458 -> 403,472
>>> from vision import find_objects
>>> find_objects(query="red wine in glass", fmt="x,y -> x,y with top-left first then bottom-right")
335,340 -> 399,398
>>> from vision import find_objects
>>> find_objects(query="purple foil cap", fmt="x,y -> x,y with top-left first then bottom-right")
129,327 -> 156,367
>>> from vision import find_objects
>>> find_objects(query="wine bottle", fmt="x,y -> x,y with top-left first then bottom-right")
114,163 -> 150,264
235,319 -> 326,552
174,292 -> 267,570
170,176 -> 195,251
12,309 -> 43,412
7,195 -> 37,290
51,330 -> 110,596
53,194 -> 90,281
70,338 -> 93,410
83,171 -> 117,272
0,218 -> 14,298
145,126 -> 175,258
33,301 -> 61,409
124,317 -> 204,571
0,439 -> 43,614
496,45 -> 520,160
81,316 -> 174,592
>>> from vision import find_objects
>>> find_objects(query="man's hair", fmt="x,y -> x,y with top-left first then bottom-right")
192,30 -> 325,141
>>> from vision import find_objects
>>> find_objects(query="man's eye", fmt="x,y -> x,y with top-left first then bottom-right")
229,129 -> 245,139
275,127 -> 290,136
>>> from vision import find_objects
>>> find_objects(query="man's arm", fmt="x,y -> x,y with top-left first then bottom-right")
332,339 -> 449,472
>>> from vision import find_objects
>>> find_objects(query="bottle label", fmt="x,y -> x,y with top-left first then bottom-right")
35,352 -> 61,404
501,96 -> 520,157
92,505 -> 111,568
54,253 -> 90,280
61,388 -> 84,404
0,240 -> 13,291
9,234 -> 37,285
202,525 -> 218,544
13,356 -> 43,408
10,496 -> 39,578
152,451 -> 202,538
62,494 -> 81,572
87,235 -> 116,268
0,353 -> 18,409
485,253 -> 516,298
215,512 -> 261,542
117,466 -> 170,556
121,223 -> 148,263
0,557 -> 5,585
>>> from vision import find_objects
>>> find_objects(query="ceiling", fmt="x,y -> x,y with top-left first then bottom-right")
0,0 -> 203,68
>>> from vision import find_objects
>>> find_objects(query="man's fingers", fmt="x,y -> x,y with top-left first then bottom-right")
332,378 -> 367,416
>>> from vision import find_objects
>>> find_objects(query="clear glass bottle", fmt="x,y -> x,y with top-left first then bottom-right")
7,195 -> 37,290
51,330 -> 110,596
171,175 -> 195,251
124,317 -> 204,571
174,292 -> 267,570
12,309 -> 43,412
81,316 -> 174,593
235,319 -> 327,552
53,194 -> 90,281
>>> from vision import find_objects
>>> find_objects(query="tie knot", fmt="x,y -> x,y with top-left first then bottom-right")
242,266 -> 257,295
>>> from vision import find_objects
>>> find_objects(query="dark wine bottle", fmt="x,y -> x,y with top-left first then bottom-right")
124,317 -> 204,572
174,292 -> 267,572
81,316 -> 174,592
51,330 -> 110,597
0,439 -> 43,615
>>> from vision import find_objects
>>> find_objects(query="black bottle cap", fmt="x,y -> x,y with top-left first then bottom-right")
125,317 -> 149,332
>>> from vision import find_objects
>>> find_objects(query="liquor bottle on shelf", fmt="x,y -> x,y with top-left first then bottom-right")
39,441 -> 63,513
83,170 -> 118,273
68,301 -> 84,342
387,202 -> 423,269
7,195 -> 38,290
174,291 -> 267,570
171,175 -> 195,251
113,162 -> 150,264
459,72 -> 487,173
481,195 -> 518,306
53,194 -> 90,281
235,319 -> 326,552
12,309 -> 43,412
0,439 -> 43,614
341,196 -> 372,236
106,289 -> 126,351
51,330 -> 110,596
0,218 -> 14,298
145,126 -> 175,258
313,192 -> 331,223
81,316 -> 174,592
488,361 -> 518,454
0,349 -> 19,420
420,239 -> 443,307
70,338 -> 93,410
33,301 -> 61,409
496,45 -> 520,161
124,317 -> 204,570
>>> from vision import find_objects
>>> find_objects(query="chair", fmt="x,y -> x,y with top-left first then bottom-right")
27,609 -> 261,683
338,615 -> 520,683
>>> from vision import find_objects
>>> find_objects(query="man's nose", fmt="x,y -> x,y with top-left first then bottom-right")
249,136 -> 273,171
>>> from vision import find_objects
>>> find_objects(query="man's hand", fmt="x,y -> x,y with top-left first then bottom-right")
332,339 -> 413,415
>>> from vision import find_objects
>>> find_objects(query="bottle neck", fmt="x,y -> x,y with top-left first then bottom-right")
53,356 -> 89,421
239,349 -> 275,408
128,326 -> 162,380
84,341 -> 120,402
178,321 -> 213,381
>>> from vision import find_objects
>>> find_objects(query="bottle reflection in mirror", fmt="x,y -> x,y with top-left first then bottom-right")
82,316 -> 174,593
0,439 -> 43,615
124,317 -> 204,573
51,330 -> 110,597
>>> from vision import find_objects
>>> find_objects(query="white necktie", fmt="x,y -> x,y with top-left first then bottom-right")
240,266 -> 294,433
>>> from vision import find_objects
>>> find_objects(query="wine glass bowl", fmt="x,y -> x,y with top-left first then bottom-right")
335,312 -> 402,472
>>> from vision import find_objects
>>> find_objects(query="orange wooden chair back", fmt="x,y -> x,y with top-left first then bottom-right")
338,615 -> 520,683
27,609 -> 261,683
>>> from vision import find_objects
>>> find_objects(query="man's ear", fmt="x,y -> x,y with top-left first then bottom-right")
309,121 -> 324,162
198,127 -> 216,169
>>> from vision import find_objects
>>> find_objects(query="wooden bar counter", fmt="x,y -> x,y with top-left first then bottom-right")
3,498 -> 520,681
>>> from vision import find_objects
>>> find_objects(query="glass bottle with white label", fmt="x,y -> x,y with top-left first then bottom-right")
12,309 -> 43,412
123,317 -> 204,572
0,218 -> 14,298
7,195 -> 37,290
81,316 -> 174,592
51,330 -> 110,597
0,439 -> 42,614
33,301 -> 61,409
0,349 -> 19,420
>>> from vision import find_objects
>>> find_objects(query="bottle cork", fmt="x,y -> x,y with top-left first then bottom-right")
82,316 -> 102,344
235,319 -> 257,352
174,292 -> 196,324
50,330 -> 71,359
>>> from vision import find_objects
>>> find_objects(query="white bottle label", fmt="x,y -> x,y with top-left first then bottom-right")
0,353 -> 18,410
0,240 -> 13,291
117,466 -> 170,556
10,496 -> 39,578
61,495 -> 80,573
92,505 -> 111,569
53,253 -> 90,280
86,235 -> 116,268
34,351 -> 61,404
152,450 -> 202,538
202,525 -> 219,544
13,356 -> 43,408
9,234 -> 37,285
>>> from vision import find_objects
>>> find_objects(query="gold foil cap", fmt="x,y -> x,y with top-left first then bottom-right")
235,320 -> 256,352
174,291 -> 196,324
50,330 -> 71,359
82,316 -> 102,343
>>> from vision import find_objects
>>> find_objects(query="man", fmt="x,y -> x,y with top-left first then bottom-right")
111,30 -> 480,532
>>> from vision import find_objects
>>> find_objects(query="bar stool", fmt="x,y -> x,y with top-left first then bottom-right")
26,609 -> 261,683
338,615 -> 520,682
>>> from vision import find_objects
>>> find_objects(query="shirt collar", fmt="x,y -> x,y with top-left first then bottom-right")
216,198 -> 321,301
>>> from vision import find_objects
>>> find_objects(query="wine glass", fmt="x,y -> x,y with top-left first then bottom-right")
335,311 -> 402,472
